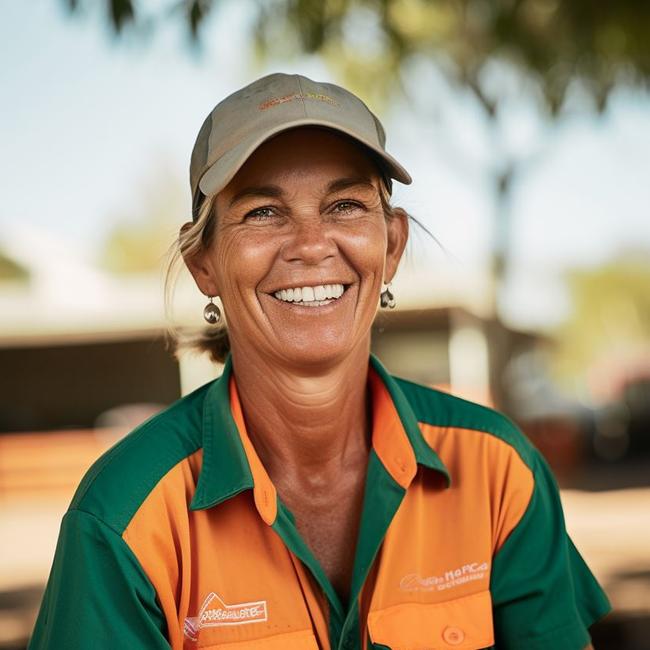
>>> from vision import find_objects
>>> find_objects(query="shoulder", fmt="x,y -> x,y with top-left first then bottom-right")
395,375 -> 550,551
68,380 -> 213,534
394,374 -> 537,471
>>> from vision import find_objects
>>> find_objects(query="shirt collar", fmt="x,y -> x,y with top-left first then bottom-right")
368,354 -> 450,487
190,354 -> 450,521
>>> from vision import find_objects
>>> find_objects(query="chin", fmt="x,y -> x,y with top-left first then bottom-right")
273,330 -> 360,370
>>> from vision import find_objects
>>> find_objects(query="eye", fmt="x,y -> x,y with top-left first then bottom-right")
245,206 -> 277,221
332,200 -> 363,214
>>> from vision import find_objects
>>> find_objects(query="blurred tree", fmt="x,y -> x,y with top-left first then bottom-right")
100,166 -> 185,274
0,249 -> 30,282
552,253 -> 650,391
63,0 -> 650,405
101,219 -> 177,274
65,0 -> 650,278
63,0 -> 650,112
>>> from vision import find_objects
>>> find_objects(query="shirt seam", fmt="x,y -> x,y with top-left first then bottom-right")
74,446 -> 203,534
416,418 -> 537,480
490,451 -> 538,554
63,508 -> 166,630
66,507 -> 137,546
73,386 -> 210,510
71,419 -> 160,507
398,374 -> 522,436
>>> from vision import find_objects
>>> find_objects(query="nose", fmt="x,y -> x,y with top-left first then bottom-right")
281,218 -> 337,266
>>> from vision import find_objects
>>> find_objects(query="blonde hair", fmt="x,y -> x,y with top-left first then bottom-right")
164,192 -> 231,364
164,174 -> 409,364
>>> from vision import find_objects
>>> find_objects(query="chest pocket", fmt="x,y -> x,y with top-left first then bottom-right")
367,590 -> 494,650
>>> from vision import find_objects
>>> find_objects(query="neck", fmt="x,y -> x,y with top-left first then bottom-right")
230,342 -> 372,487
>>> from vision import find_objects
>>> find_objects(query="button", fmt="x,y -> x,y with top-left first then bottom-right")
442,626 -> 465,645
341,637 -> 354,650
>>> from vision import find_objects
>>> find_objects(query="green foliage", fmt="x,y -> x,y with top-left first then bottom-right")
63,0 -> 650,115
99,168 -> 186,274
0,249 -> 30,282
100,219 -> 177,274
552,253 -> 650,382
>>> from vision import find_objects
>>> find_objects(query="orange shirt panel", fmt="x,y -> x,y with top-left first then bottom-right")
421,424 -> 535,553
368,424 -> 533,615
119,377 -> 534,650
123,452 -> 323,650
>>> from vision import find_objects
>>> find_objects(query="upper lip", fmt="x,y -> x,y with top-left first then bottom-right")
265,281 -> 354,294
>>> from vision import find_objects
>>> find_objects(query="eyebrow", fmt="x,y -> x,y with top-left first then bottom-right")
326,176 -> 376,193
228,176 -> 377,208
229,185 -> 283,208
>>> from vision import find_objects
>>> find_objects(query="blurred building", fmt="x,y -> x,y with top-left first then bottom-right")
1,226 -> 648,648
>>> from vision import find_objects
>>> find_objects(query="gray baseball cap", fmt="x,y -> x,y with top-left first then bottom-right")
189,72 -> 411,219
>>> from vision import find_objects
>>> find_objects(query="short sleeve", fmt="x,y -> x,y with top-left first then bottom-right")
490,452 -> 611,650
29,509 -> 170,649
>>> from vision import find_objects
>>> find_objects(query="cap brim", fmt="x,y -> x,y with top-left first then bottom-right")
197,118 -> 412,199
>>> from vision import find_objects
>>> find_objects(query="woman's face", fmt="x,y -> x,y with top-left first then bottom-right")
189,127 -> 408,369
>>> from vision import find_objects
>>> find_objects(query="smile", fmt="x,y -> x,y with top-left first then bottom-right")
272,283 -> 346,307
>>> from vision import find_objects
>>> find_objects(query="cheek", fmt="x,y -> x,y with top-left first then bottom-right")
340,220 -> 388,276
213,231 -> 276,296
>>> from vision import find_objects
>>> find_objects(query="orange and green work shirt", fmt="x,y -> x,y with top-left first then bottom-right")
30,355 -> 611,650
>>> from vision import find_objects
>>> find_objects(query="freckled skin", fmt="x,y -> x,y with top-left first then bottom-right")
183,127 -> 409,606
201,131 -> 398,369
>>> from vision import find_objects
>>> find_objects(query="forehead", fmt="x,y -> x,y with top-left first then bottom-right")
220,127 -> 383,195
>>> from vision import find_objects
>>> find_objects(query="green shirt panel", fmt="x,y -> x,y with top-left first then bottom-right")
28,509 -> 169,649
490,452 -> 611,650
29,357 -> 612,650
70,383 -> 206,533
398,368 -> 611,649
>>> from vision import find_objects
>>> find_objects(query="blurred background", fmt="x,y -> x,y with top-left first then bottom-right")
1,1 -> 649,648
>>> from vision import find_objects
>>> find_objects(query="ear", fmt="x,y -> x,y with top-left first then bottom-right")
384,207 -> 409,282
179,221 -> 219,297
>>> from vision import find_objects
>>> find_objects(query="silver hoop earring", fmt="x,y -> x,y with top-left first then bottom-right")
380,282 -> 396,309
203,296 -> 222,324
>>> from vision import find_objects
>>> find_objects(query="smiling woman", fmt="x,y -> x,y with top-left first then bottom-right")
169,126 -> 403,368
30,74 -> 609,650
180,127 -> 406,373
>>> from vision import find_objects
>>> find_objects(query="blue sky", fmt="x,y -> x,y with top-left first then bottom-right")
1,1 -> 649,328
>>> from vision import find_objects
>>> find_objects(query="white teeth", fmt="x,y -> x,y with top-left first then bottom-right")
302,300 -> 331,307
273,283 -> 346,304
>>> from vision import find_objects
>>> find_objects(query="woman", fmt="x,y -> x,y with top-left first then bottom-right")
30,73 -> 610,650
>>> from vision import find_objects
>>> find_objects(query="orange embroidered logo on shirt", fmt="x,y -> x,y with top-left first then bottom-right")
400,561 -> 490,592
184,592 -> 268,640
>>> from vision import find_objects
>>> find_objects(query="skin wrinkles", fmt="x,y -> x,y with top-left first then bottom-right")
237,354 -> 372,473
227,176 -> 377,212
183,127 -> 408,605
